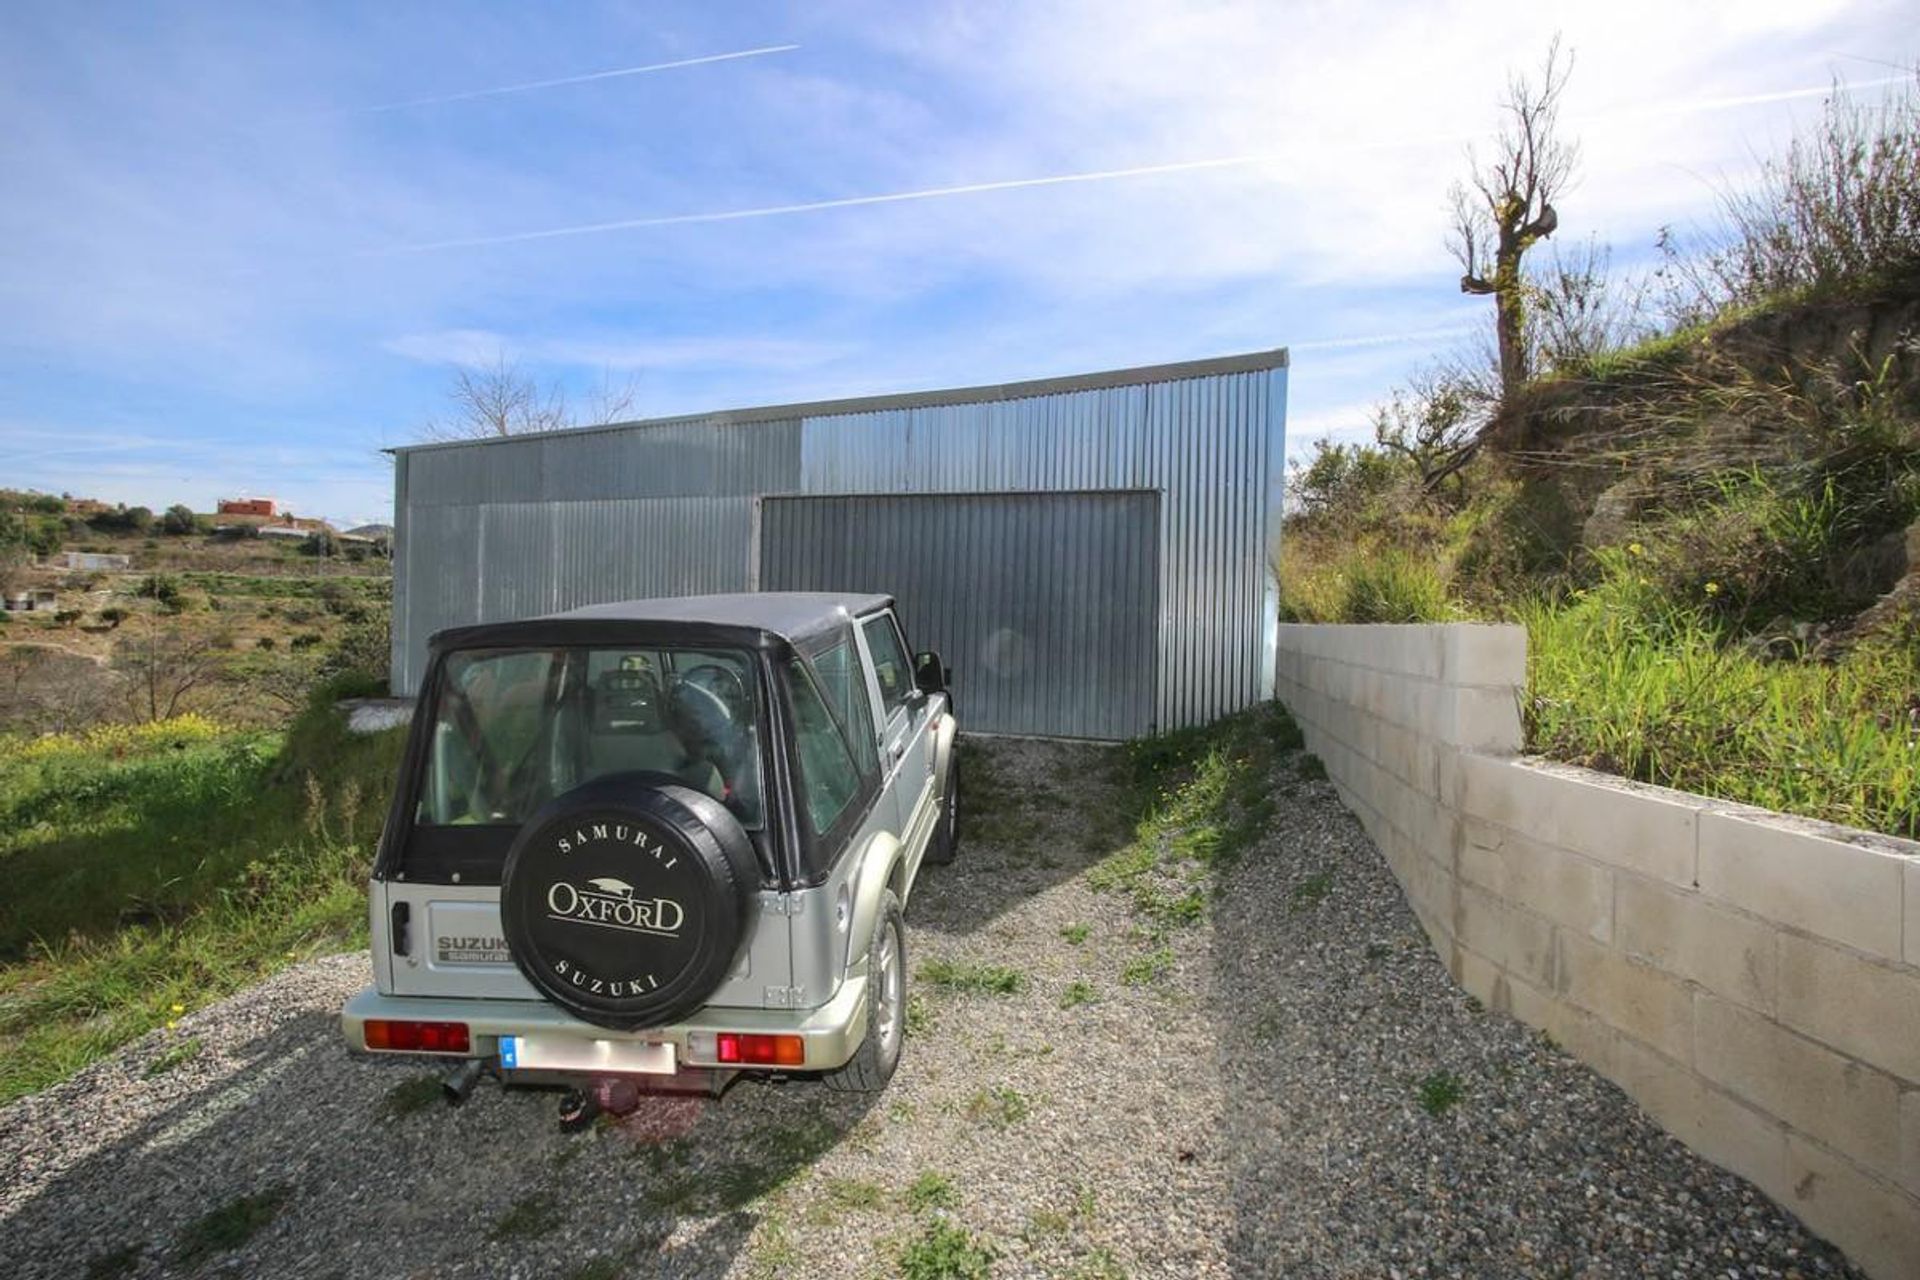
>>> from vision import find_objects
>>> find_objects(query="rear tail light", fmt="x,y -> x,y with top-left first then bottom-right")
715,1032 -> 805,1066
363,1019 -> 471,1054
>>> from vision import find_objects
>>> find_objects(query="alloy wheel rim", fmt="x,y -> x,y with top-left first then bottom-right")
874,920 -> 903,1059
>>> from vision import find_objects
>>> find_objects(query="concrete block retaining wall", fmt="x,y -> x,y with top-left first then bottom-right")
1274,624 -> 1920,1279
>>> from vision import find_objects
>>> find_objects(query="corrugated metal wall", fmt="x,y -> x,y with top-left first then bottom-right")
759,492 -> 1159,739
390,351 -> 1287,738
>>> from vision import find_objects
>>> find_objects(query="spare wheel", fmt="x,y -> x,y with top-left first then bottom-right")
499,772 -> 760,1031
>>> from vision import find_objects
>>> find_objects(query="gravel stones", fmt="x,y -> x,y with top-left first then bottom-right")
0,735 -> 1866,1278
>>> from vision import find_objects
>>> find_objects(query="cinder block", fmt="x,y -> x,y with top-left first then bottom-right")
1455,882 -> 1555,991
1615,875 -> 1776,1014
1544,996 -> 1618,1077
1534,767 -> 1702,887
1445,686 -> 1524,753
1507,834 -> 1613,944
1554,930 -> 1695,1064
1775,933 -> 1920,1085
1698,811 -> 1907,962
1780,1134 -> 1920,1280
1440,623 -> 1528,688
1694,994 -> 1901,1179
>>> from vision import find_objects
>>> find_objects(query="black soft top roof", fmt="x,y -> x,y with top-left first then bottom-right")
426,592 -> 894,655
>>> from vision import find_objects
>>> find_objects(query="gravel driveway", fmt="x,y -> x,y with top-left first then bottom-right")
0,734 -> 1864,1279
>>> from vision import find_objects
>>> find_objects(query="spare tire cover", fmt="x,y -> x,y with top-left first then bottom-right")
499,772 -> 760,1030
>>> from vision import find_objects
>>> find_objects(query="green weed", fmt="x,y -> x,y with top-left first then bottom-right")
920,959 -> 1025,995
175,1187 -> 289,1265
489,1192 -> 563,1242
1120,946 -> 1174,987
898,1219 -> 995,1280
905,1170 -> 958,1212
1060,980 -> 1097,1009
380,1074 -> 446,1119
144,1035 -> 201,1077
1060,922 -> 1090,945
964,1085 -> 1030,1129
1289,872 -> 1335,911
1418,1070 -> 1467,1116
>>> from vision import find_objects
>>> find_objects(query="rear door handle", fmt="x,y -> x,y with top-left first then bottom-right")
391,902 -> 412,957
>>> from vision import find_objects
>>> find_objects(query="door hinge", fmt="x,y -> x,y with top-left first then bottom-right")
763,985 -> 807,1008
761,893 -> 804,916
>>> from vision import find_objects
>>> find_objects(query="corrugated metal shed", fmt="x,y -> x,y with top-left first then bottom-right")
388,347 -> 1288,738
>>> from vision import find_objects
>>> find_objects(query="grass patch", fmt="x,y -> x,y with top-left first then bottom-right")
1289,871 -> 1335,911
0,683 -> 405,1103
1060,922 -> 1090,945
1069,1248 -> 1131,1280
1119,945 -> 1174,987
905,992 -> 934,1037
144,1035 -> 201,1077
964,1084 -> 1030,1129
83,1245 -> 143,1279
1417,1070 -> 1467,1116
174,1186 -> 289,1266
1060,980 -> 1097,1009
905,1170 -> 958,1212
920,958 -> 1025,995
380,1074 -> 446,1119
489,1192 -> 563,1242
899,1219 -> 996,1280
1524,594 -> 1920,838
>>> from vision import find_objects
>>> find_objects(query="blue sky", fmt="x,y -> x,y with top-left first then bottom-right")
1,1 -> 1911,526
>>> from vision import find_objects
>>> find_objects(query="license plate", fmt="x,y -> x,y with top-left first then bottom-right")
498,1034 -> 676,1075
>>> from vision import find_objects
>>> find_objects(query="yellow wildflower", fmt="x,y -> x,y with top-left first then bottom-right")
1627,542 -> 1644,557
1704,581 -> 1720,596
170,1003 -> 185,1014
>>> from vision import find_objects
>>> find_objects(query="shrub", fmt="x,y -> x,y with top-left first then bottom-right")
160,505 -> 198,536
1698,76 -> 1920,306
98,606 -> 128,628
135,575 -> 183,608
289,632 -> 324,652
1338,548 -> 1458,623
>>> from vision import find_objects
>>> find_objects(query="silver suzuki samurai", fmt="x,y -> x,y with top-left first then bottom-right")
341,593 -> 957,1122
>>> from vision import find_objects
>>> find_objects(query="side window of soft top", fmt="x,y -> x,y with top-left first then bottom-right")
860,613 -> 914,719
784,657 -> 863,836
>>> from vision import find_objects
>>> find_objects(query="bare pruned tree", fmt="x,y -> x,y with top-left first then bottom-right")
111,616 -> 227,722
1449,37 -> 1578,400
420,352 -> 641,441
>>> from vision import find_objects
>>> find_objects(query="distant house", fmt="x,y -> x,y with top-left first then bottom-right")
55,551 -> 131,571
257,524 -> 314,540
218,497 -> 278,517
64,497 -> 111,516
3,589 -> 58,612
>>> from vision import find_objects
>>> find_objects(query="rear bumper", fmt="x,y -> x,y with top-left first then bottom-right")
340,976 -> 869,1072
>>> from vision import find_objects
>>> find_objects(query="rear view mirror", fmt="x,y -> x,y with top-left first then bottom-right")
913,650 -> 948,694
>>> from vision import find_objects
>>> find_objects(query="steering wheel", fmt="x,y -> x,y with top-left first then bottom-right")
678,664 -> 749,722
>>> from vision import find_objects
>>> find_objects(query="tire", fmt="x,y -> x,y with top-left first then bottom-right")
499,771 -> 759,1031
824,891 -> 907,1093
922,765 -> 959,866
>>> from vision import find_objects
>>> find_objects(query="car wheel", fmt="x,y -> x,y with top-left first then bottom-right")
498,771 -> 759,1031
923,768 -> 959,866
823,890 -> 906,1093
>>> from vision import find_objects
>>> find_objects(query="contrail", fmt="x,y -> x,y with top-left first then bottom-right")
372,153 -> 1270,253
373,73 -> 1912,255
348,44 -> 799,114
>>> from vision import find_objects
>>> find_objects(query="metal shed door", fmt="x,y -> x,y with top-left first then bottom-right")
757,491 -> 1159,740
